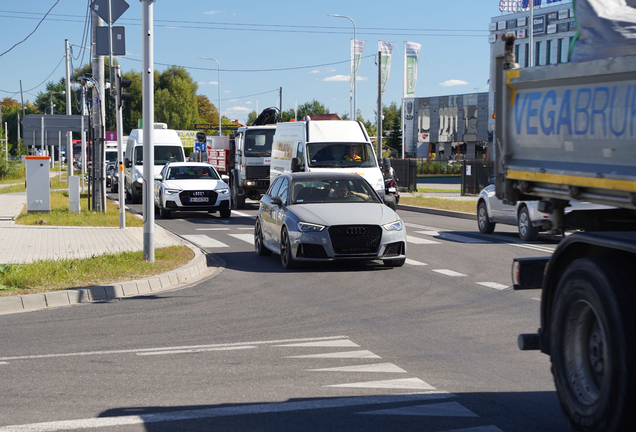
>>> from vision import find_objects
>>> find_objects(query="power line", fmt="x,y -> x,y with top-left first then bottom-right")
0,55 -> 65,95
0,1 -> 61,58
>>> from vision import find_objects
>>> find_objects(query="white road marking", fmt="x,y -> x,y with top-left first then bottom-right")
0,393 -> 454,431
228,233 -> 255,244
415,231 -> 489,244
476,282 -> 509,290
307,363 -> 407,373
285,350 -> 381,359
432,269 -> 467,277
406,258 -> 427,266
359,401 -> 478,417
195,228 -> 230,231
0,335 -> 349,362
237,227 -> 253,230
0,362 -> 7,365
532,297 -> 541,301
509,242 -> 555,253
276,339 -> 359,348
181,235 -> 228,248
136,346 -> 256,356
407,235 -> 440,245
404,222 -> 440,231
327,377 -> 436,390
231,210 -> 255,219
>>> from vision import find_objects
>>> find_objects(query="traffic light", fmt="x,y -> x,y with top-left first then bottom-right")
116,72 -> 132,108
196,131 -> 206,143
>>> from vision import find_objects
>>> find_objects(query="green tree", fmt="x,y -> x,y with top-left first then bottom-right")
197,94 -> 219,125
154,66 -> 199,130
246,110 -> 258,126
281,99 -> 330,122
1,98 -> 39,155
382,102 -> 402,153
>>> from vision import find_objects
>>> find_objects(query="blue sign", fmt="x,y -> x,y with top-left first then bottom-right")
195,141 -> 206,152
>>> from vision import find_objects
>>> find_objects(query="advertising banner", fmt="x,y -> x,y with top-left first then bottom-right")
378,41 -> 395,95
404,42 -> 421,96
351,39 -> 366,94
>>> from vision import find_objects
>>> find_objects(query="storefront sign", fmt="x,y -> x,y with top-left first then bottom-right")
558,22 -> 569,32
547,23 -> 557,34
517,17 -> 527,27
517,29 -> 526,38
558,9 -> 569,19
533,15 -> 546,35
507,19 -> 518,29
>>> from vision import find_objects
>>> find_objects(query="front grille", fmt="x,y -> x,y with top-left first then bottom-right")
328,225 -> 382,255
246,165 -> 270,180
383,241 -> 405,257
178,190 -> 218,206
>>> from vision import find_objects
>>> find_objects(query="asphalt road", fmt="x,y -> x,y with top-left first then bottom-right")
0,198 -> 569,432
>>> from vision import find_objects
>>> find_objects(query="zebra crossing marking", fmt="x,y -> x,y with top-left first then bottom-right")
359,401 -> 478,417
407,235 -> 440,245
181,235 -> 228,248
326,377 -> 436,390
406,258 -> 427,266
285,350 -> 381,359
307,363 -> 407,373
415,230 -> 489,244
476,282 -> 509,290
228,233 -> 255,244
433,269 -> 467,277
276,339 -> 359,348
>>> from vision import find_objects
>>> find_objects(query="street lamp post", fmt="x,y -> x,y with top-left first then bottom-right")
200,57 -> 222,136
328,14 -> 356,120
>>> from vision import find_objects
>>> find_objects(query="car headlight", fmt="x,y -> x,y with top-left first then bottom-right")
375,179 -> 385,190
297,222 -> 326,233
383,220 -> 404,232
164,188 -> 181,195
215,188 -> 229,195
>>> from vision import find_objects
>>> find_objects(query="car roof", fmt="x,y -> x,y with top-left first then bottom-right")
166,162 -> 214,168
284,172 -> 364,181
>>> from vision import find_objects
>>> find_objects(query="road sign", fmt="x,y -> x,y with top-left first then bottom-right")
195,142 -> 206,152
90,0 -> 130,24
96,26 -> 126,56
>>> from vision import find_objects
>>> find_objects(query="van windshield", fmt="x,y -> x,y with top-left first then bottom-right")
306,143 -> 377,168
244,129 -> 275,157
134,146 -> 184,165
105,151 -> 118,163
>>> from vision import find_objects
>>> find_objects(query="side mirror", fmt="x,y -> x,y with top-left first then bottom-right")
154,174 -> 162,181
291,157 -> 301,173
124,158 -> 131,168
221,174 -> 229,183
270,196 -> 283,206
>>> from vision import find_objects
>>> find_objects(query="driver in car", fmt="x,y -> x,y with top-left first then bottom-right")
335,182 -> 368,201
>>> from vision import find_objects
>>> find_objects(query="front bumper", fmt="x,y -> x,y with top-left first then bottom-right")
164,189 -> 230,212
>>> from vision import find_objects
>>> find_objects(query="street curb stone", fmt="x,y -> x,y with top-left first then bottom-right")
0,245 -> 212,315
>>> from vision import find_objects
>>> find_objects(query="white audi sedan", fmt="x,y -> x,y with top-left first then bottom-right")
154,162 -> 230,219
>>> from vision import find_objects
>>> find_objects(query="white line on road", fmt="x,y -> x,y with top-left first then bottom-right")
0,335 -> 349,362
181,235 -> 228,248
415,231 -> 489,244
327,378 -> 436,390
0,393 -> 454,431
231,210 -> 255,219
432,269 -> 467,277
237,227 -> 253,230
405,259 -> 427,266
476,282 -> 509,290
359,401 -> 478,417
136,346 -> 256,356
407,236 -> 440,245
228,233 -> 255,244
285,350 -> 380,359
307,363 -> 406,373
195,228 -> 230,231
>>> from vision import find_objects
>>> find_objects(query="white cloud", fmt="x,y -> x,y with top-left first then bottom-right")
225,106 -> 252,113
209,81 -> 218,85
204,10 -> 221,15
224,90 -> 231,94
323,75 -> 349,82
357,76 -> 368,81
440,79 -> 469,87
246,101 -> 253,105
310,70 -> 320,74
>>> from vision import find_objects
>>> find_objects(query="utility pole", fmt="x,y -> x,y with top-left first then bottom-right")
377,50 -> 383,161
279,87 -> 283,117
65,39 -> 73,179
92,7 -> 106,211
142,0 -> 155,262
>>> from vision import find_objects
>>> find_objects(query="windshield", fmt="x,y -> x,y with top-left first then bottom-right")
244,129 -> 275,157
291,178 -> 380,205
166,165 -> 220,180
306,143 -> 377,168
105,152 -> 117,163
134,146 -> 184,165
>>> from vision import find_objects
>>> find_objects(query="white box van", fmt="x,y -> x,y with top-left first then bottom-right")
270,120 -> 385,196
124,123 -> 186,204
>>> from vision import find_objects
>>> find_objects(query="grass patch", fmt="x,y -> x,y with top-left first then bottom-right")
0,245 -> 194,296
16,189 -> 142,227
400,196 -> 476,214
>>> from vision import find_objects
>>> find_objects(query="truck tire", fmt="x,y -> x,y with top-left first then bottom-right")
518,206 -> 539,241
231,181 -> 245,209
477,201 -> 495,234
550,257 -> 636,432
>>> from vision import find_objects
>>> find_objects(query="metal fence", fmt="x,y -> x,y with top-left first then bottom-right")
390,159 -> 419,192
461,160 -> 494,195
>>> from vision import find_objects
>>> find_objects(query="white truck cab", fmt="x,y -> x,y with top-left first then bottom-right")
270,119 -> 386,197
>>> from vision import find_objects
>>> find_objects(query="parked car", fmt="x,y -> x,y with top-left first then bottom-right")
255,172 -> 406,269
477,180 -> 611,241
153,162 -> 231,219
109,161 -> 120,193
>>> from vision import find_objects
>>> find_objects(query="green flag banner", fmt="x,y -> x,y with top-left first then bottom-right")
379,40 -> 395,95
405,41 -> 421,96
351,39 -> 366,94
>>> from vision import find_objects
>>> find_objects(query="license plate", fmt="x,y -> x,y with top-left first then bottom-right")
190,197 -> 208,203
388,187 -> 397,192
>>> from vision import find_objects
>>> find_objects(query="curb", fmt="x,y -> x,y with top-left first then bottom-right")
0,244 -> 220,315
397,203 -> 477,220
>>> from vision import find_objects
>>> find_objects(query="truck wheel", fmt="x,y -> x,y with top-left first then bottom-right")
280,227 -> 299,269
254,220 -> 271,256
550,257 -> 636,432
477,201 -> 495,234
518,206 -> 539,241
231,181 -> 245,209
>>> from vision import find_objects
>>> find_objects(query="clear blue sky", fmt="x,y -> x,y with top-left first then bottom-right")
0,0 -> 507,125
